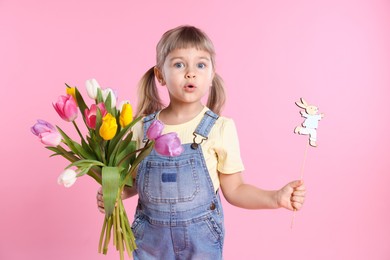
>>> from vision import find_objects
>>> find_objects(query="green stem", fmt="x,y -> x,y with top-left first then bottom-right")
98,217 -> 107,254
55,145 -> 103,184
72,121 -> 87,144
86,166 -> 102,185
119,200 -> 134,256
103,216 -> 113,255
113,208 -> 117,248
100,141 -> 107,165
116,147 -> 147,168
120,140 -> 151,190
116,202 -> 124,260
56,145 -> 79,161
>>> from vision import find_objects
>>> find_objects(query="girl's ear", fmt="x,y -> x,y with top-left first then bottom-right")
154,67 -> 165,86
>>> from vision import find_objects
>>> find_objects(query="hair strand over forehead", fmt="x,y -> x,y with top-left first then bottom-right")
156,25 -> 216,69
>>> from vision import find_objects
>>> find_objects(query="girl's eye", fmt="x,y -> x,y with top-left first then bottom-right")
197,63 -> 206,69
174,63 -> 184,68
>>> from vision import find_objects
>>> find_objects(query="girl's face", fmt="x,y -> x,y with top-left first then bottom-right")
158,47 -> 215,107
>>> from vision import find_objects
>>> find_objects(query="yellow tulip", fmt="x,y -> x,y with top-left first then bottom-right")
66,87 -> 77,105
99,113 -> 117,140
119,103 -> 133,127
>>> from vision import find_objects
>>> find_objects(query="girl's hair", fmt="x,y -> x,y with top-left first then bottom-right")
136,25 -> 226,117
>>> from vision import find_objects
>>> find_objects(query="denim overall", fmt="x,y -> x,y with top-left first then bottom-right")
132,110 -> 225,260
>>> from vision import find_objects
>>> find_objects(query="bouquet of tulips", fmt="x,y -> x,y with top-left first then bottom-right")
31,79 -> 169,259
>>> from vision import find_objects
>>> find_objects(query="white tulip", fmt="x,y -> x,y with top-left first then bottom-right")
57,169 -> 77,188
86,78 -> 101,99
102,88 -> 117,108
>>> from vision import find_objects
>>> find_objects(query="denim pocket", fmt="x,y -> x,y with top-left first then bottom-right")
143,158 -> 200,203
131,215 -> 146,240
205,215 -> 224,242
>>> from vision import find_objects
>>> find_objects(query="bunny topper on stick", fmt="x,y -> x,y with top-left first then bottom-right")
291,97 -> 324,229
294,98 -> 324,147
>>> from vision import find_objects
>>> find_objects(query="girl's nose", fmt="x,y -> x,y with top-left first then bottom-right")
185,71 -> 196,79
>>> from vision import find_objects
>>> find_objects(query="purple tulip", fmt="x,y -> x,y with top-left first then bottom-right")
146,120 -> 164,140
53,94 -> 78,122
31,119 -> 56,135
31,119 -> 62,146
154,132 -> 184,156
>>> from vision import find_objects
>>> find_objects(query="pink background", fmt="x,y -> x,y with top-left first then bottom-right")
1,0 -> 390,259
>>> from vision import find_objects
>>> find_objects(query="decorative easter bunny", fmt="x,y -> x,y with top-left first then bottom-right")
294,98 -> 324,147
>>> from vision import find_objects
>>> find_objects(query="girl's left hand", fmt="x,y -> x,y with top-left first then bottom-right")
277,180 -> 306,211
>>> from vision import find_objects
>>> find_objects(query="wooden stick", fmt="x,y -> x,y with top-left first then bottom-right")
291,140 -> 309,229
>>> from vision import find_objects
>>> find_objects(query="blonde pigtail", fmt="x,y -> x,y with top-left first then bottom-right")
207,73 -> 226,115
136,67 -> 164,117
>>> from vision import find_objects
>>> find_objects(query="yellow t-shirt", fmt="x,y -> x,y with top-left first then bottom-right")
132,106 -> 245,191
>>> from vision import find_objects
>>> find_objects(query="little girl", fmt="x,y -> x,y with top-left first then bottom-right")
97,25 -> 306,259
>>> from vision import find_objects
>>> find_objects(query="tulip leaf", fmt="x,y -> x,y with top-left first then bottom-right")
107,116 -> 141,158
49,153 -> 62,157
46,146 -> 64,156
87,135 -> 103,161
102,166 -> 121,218
81,139 -> 97,160
114,138 -> 136,167
108,132 -> 133,166
121,141 -> 154,187
74,87 -> 88,124
57,126 -> 79,154
104,92 -> 113,115
95,108 -> 103,140
66,159 -> 106,169
96,88 -> 104,103
72,141 -> 96,160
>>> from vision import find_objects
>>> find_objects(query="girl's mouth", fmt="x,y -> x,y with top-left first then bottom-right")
184,84 -> 196,92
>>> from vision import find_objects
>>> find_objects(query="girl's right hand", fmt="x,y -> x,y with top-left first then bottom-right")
96,185 -> 138,214
96,187 -> 105,214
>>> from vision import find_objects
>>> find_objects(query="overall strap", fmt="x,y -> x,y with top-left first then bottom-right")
191,110 -> 219,149
142,112 -> 158,142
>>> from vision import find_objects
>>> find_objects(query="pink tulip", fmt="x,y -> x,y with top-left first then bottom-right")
146,120 -> 184,156
84,103 -> 107,129
31,119 -> 62,146
155,133 -> 184,156
53,94 -> 78,122
146,120 -> 164,140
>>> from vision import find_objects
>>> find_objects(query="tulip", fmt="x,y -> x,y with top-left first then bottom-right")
31,119 -> 56,136
86,78 -> 101,99
155,133 -> 184,156
84,103 -> 107,129
146,120 -> 164,140
99,113 -> 117,140
57,169 -> 77,188
119,102 -> 133,127
53,94 -> 78,122
66,86 -> 77,104
31,119 -> 62,146
102,88 -> 117,108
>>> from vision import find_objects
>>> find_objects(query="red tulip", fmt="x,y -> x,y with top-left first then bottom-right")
85,103 -> 107,129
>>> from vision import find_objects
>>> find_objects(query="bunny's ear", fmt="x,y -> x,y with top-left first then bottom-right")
300,98 -> 308,106
295,97 -> 307,109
